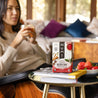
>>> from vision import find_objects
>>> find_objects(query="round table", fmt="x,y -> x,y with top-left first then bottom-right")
28,73 -> 98,98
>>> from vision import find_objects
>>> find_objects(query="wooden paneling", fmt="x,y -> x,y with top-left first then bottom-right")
74,42 -> 98,62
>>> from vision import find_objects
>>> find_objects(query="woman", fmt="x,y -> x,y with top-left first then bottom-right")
0,0 -> 66,98
0,0 -> 48,77
0,0 -> 97,98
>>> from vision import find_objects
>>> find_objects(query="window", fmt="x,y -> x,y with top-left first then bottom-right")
19,0 -> 97,23
66,0 -> 91,23
33,0 -> 56,20
19,0 -> 27,20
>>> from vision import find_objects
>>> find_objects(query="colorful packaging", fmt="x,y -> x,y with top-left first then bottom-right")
52,42 -> 73,73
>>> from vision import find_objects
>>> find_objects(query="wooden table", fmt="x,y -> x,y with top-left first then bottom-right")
28,73 -> 98,98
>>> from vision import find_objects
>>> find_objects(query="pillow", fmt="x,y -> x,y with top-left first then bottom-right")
87,17 -> 98,35
57,31 -> 72,37
65,19 -> 91,37
40,20 -> 66,38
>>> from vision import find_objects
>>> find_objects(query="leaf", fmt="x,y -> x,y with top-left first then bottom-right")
92,63 -> 98,67
84,68 -> 87,70
65,59 -> 69,62
65,58 -> 72,63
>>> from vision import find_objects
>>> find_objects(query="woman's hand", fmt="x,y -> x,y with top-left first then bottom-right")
10,27 -> 37,48
28,30 -> 37,44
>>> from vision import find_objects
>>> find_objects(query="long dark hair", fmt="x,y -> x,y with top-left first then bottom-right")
0,0 -> 21,39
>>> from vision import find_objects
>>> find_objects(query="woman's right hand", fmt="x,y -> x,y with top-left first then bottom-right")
10,27 -> 31,48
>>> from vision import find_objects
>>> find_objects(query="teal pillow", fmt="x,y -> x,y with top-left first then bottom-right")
65,19 -> 91,37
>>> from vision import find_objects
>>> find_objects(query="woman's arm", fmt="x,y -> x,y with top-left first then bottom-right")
10,27 -> 34,48
31,43 -> 46,61
0,45 -> 17,77
25,28 -> 47,61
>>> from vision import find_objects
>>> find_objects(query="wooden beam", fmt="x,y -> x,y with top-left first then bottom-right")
90,0 -> 97,21
27,0 -> 32,19
56,0 -> 66,22
65,0 -> 66,22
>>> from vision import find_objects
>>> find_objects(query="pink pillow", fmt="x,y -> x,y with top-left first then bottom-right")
40,20 -> 66,38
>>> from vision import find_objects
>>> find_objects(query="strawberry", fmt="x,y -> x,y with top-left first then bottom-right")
92,66 -> 98,70
77,62 -> 85,70
84,61 -> 92,69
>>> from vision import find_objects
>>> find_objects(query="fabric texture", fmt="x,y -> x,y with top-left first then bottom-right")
65,19 -> 91,37
87,17 -> 98,35
40,20 -> 66,38
57,31 -> 72,37
0,32 -> 46,77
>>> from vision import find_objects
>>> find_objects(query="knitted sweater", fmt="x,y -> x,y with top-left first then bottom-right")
0,32 -> 46,77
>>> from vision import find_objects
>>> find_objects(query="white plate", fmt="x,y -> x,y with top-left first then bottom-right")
86,69 -> 98,75
75,69 -> 98,75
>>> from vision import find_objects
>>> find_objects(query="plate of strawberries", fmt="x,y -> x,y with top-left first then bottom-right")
77,61 -> 98,75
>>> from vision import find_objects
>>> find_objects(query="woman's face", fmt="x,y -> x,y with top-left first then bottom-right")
3,0 -> 20,26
